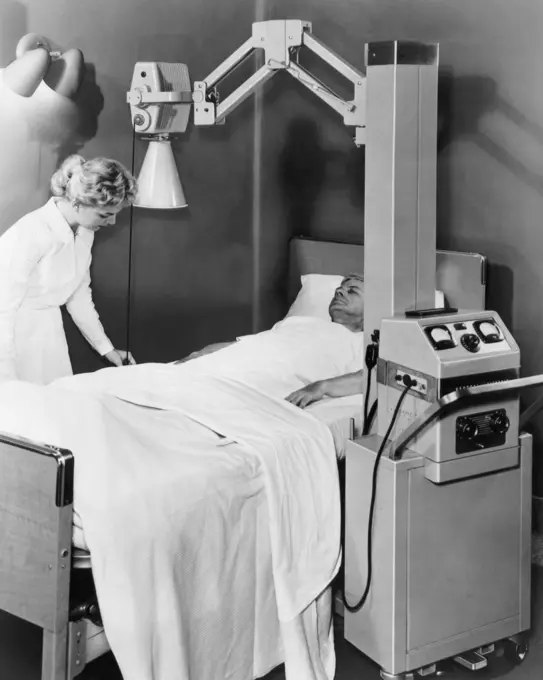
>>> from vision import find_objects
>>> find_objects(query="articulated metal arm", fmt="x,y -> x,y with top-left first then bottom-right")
391,374 -> 543,460
297,31 -> 366,139
127,20 -> 367,142
193,19 -> 366,145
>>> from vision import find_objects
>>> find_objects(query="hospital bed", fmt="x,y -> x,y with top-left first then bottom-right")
0,236 -> 487,680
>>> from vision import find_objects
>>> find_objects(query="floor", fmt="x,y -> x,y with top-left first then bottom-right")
1,567 -> 542,680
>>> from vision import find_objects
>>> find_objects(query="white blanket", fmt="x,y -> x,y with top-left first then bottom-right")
0,318 -> 364,680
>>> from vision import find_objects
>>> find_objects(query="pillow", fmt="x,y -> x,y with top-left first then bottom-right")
286,273 -> 446,320
286,274 -> 344,320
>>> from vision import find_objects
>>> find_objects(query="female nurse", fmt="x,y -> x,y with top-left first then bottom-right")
0,154 -> 137,384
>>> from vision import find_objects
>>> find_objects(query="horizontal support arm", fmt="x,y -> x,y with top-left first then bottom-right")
215,65 -> 276,122
286,62 -> 354,117
195,64 -> 276,125
302,32 -> 364,85
203,36 -> 257,90
127,90 -> 193,106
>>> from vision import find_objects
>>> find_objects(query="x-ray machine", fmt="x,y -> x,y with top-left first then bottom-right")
127,20 -> 543,679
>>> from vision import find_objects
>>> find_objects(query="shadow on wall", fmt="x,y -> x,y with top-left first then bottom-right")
275,73 -> 542,253
486,262 -> 514,331
278,116 -> 327,234
436,69 -> 543,326
276,70 -> 543,238
277,119 -> 366,235
55,62 -> 105,162
438,70 -> 543,205
438,72 -> 543,497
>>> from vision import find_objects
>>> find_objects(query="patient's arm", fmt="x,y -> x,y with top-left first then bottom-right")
174,341 -> 235,364
286,370 -> 364,408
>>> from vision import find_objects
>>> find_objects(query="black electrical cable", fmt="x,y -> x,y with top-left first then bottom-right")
362,331 -> 380,435
343,380 -> 413,613
124,127 -> 137,364
364,399 -> 378,436
362,363 -> 372,434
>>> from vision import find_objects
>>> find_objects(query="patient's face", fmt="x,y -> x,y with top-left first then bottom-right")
329,278 -> 364,331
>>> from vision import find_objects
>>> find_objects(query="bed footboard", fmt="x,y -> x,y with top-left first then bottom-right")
0,432 -> 74,679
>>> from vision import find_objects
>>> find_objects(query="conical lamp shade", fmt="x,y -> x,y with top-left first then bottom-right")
2,47 -> 51,97
135,140 -> 187,209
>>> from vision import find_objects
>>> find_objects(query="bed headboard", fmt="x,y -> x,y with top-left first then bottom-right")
288,237 -> 487,310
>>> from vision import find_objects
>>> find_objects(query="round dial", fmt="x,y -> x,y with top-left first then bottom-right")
461,333 -> 481,353
456,417 -> 479,440
489,412 -> 510,435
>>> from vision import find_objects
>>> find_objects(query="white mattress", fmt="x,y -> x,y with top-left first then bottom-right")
71,394 -> 362,552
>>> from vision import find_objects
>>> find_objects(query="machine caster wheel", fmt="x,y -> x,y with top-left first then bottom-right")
503,638 -> 529,665
380,672 -> 414,680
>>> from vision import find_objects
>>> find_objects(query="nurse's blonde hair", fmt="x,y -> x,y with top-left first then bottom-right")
51,155 -> 137,208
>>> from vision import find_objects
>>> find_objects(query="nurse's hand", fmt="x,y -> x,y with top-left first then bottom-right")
105,349 -> 136,367
286,380 -> 327,408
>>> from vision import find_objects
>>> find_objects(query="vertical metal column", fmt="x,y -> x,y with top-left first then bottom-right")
363,41 -> 439,409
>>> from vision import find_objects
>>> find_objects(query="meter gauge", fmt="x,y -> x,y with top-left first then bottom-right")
473,320 -> 503,344
425,324 -> 456,351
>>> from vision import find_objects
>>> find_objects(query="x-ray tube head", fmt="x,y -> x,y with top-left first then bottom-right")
127,62 -> 192,209
127,62 -> 192,136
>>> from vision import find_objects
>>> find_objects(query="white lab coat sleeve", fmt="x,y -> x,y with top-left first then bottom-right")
0,223 -> 44,382
65,267 -> 115,356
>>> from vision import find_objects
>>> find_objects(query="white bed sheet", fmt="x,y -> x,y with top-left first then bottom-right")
1,317 -> 364,680
71,394 -> 363,552
68,393 -> 362,676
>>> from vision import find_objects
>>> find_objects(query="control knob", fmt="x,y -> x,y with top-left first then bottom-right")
489,412 -> 510,435
461,333 -> 480,353
456,417 -> 479,440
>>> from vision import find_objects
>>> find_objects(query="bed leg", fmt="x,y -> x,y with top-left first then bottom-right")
42,627 -> 69,680
67,621 -> 87,677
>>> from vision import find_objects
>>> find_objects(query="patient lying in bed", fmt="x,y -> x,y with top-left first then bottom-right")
49,273 -> 365,407
173,273 -> 365,398
280,274 -> 446,409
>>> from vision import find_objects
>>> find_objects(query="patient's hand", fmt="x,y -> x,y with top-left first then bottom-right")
286,381 -> 327,409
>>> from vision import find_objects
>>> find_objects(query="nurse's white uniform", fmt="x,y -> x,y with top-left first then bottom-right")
0,198 -> 114,384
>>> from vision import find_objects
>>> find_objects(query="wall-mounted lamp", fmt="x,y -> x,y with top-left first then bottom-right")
127,62 -> 191,209
0,33 -> 88,146
2,33 -> 85,100
2,47 -> 51,97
